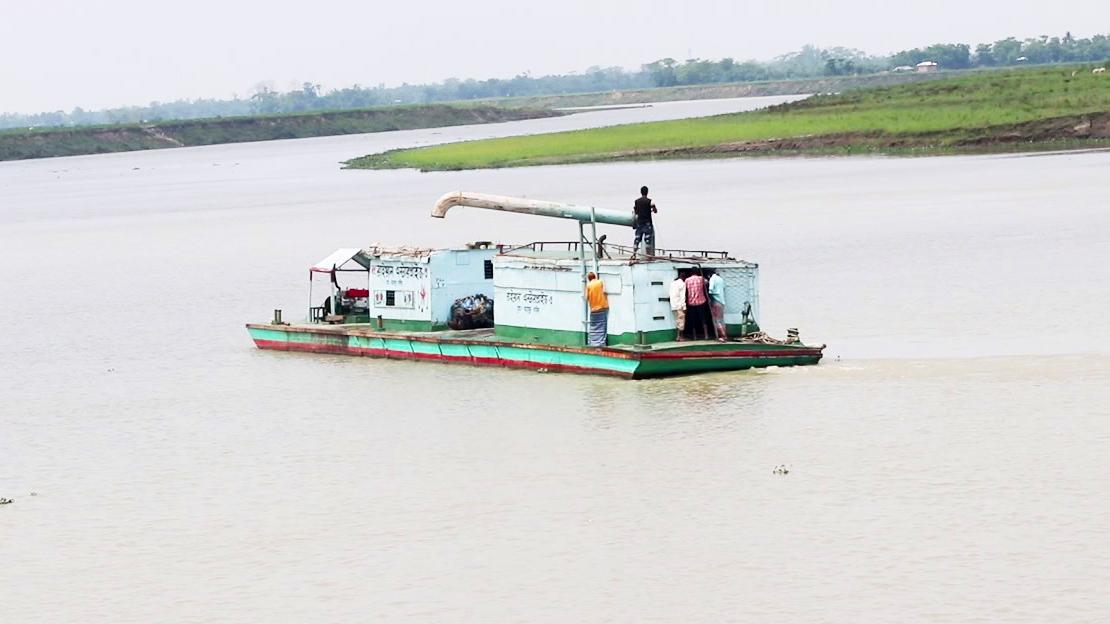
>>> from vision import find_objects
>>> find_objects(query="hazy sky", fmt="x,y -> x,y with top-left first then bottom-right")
2,0 -> 1107,113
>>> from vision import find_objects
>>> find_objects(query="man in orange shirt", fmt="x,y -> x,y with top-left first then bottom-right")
586,271 -> 609,347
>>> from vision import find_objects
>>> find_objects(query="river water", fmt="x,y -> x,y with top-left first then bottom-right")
2,97 -> 1109,623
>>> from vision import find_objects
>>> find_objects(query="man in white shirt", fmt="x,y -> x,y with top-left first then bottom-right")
669,271 -> 687,341
707,270 -> 727,342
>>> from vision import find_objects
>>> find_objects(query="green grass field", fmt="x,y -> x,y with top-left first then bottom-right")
347,66 -> 1110,171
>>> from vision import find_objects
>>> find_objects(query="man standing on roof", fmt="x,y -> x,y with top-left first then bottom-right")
586,271 -> 609,347
633,186 -> 657,256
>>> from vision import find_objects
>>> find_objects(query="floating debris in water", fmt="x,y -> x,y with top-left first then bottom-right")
0,498 -> 13,505
772,465 -> 790,475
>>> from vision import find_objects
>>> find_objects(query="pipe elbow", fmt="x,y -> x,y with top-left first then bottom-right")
432,191 -> 465,219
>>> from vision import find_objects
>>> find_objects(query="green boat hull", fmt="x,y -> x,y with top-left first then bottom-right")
247,323 -> 823,379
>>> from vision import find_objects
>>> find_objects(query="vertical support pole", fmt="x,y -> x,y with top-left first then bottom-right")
308,272 -> 314,323
331,267 -> 338,318
589,207 -> 600,274
587,210 -> 604,348
579,221 -> 590,346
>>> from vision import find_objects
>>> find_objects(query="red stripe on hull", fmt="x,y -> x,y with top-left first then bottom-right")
253,339 -> 349,355
641,348 -> 823,360
253,339 -> 632,377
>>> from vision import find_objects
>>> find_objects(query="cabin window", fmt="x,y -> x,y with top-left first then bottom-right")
483,260 -> 494,279
385,290 -> 396,306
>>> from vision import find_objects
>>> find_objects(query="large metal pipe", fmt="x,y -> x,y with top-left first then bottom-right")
432,191 -> 635,227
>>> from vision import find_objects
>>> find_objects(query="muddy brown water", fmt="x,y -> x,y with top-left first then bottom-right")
2,96 -> 1109,623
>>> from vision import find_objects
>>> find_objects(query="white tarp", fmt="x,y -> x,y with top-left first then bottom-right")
310,248 -> 363,273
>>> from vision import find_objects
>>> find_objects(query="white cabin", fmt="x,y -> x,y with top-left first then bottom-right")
491,245 -> 760,346
310,244 -> 500,330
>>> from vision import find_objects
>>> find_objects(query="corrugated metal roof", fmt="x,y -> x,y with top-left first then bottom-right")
363,244 -> 438,259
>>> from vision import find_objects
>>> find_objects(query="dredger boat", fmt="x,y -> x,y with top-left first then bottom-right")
246,192 -> 824,378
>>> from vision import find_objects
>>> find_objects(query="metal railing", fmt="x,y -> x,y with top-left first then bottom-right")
502,240 -> 731,260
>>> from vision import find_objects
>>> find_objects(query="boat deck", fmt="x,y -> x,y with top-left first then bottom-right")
265,321 -> 688,346
261,323 -> 770,352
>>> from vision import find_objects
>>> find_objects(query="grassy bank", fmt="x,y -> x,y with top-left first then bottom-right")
348,66 -> 1110,171
0,105 -> 559,162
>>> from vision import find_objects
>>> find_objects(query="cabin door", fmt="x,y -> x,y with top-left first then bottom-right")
634,267 -> 677,340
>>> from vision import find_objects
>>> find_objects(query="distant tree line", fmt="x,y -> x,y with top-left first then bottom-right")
3,32 -> 1108,130
891,33 -> 1110,69
650,33 -> 1110,83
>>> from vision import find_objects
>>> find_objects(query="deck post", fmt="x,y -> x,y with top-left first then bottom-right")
589,207 -> 600,275
331,266 -> 339,319
579,221 -> 590,345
